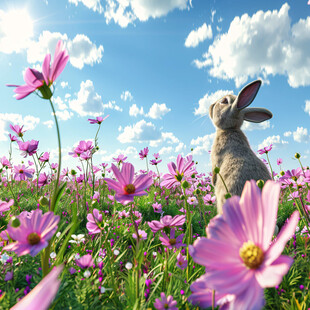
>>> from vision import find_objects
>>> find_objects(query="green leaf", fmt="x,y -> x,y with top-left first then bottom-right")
54,181 -> 67,214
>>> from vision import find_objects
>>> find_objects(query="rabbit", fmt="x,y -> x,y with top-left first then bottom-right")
209,79 -> 273,214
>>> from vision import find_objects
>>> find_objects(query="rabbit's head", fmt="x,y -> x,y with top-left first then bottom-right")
209,80 -> 273,130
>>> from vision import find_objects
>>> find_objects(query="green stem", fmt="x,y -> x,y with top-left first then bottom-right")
265,152 -> 274,181
217,172 -> 230,194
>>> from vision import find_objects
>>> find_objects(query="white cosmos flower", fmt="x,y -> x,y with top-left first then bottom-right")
69,234 -> 85,244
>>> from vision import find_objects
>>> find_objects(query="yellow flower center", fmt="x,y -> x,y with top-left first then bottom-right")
169,238 -> 176,245
164,304 -> 169,309
27,232 -> 41,245
239,241 -> 264,269
124,184 -> 135,194
174,170 -> 184,182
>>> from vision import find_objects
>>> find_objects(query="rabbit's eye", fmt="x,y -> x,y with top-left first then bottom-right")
220,97 -> 228,104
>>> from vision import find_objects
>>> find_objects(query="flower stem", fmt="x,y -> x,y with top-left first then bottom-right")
265,152 -> 274,180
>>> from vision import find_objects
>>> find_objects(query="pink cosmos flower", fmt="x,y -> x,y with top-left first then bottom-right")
1,156 -> 11,168
9,134 -> 18,142
86,209 -> 103,235
70,140 -> 94,158
75,254 -> 94,269
277,158 -> 283,166
17,140 -> 39,157
139,147 -> 149,159
113,154 -> 128,165
176,253 -> 187,270
203,193 -> 216,205
0,199 -> 14,212
88,115 -> 109,124
132,229 -> 147,240
154,292 -> 178,310
38,172 -> 50,187
13,164 -> 34,181
39,152 -> 50,162
150,159 -> 162,166
159,229 -> 185,249
189,180 -> 299,309
4,209 -> 60,257
257,144 -> 273,155
161,154 -> 195,189
7,40 -> 69,100
10,124 -> 26,137
104,162 -> 152,205
280,168 -> 303,181
148,214 -> 186,233
153,153 -> 160,159
11,265 -> 63,310
187,196 -> 198,205
152,202 -> 163,213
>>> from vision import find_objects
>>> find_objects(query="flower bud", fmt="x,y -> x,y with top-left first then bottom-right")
224,193 -> 231,200
195,188 -> 201,195
294,153 -> 301,159
11,217 -> 21,228
214,167 -> 220,174
191,148 -> 194,152
256,179 -> 264,190
71,169 -> 77,176
180,195 -> 185,200
39,196 -> 49,207
280,170 -> 285,176
181,180 -> 190,189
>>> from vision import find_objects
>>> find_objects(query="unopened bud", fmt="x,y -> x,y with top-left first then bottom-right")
214,167 -> 220,174
39,196 -> 49,207
71,169 -> 77,176
195,189 -> 201,195
294,153 -> 301,159
181,180 -> 190,189
280,170 -> 285,176
224,193 -> 232,200
11,217 -> 21,228
256,179 -> 264,190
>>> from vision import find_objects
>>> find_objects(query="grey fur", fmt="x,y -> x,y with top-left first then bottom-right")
209,80 -> 273,214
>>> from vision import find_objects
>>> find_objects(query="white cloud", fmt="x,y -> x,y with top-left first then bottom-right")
0,9 -> 33,54
304,100 -> 310,116
258,135 -> 288,150
185,23 -> 212,48
101,146 -> 138,162
175,142 -> 186,153
53,96 -> 68,110
117,119 -> 161,143
194,90 -> 233,116
69,80 -> 104,116
121,90 -> 133,101
284,131 -> 292,137
104,0 -> 191,28
146,103 -> 171,119
241,120 -> 271,131
27,31 -> 104,69
61,81 -> 69,88
43,120 -> 54,128
159,146 -> 173,155
292,127 -> 309,143
0,113 -> 40,141
54,110 -> 74,121
150,132 -> 179,147
129,104 -> 144,117
190,132 -> 215,155
68,0 -> 104,13
194,3 -> 310,88
103,100 -> 123,112
211,10 -> 216,23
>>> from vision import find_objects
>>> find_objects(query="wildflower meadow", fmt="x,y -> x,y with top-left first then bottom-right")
1,1 -> 310,309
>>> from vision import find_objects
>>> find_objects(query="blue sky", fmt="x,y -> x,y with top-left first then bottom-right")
0,0 -> 310,175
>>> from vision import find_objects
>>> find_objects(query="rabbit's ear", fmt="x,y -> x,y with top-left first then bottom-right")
243,107 -> 273,123
235,80 -> 261,110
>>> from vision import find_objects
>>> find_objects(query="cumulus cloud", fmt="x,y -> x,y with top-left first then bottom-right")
150,132 -> 180,147
258,135 -> 288,150
27,31 -> 103,69
43,120 -> 54,128
304,100 -> 310,116
194,3 -> 310,88
103,0 -> 191,27
101,146 -> 138,162
61,81 -> 69,88
292,127 -> 309,143
68,0 -> 104,13
103,100 -> 123,112
54,110 -> 74,121
283,131 -> 292,137
190,132 -> 215,155
185,23 -> 212,48
117,119 -> 161,143
159,146 -> 173,155
0,113 -> 40,141
241,120 -> 271,131
53,96 -> 68,110
146,103 -> 171,119
175,142 -> 186,153
194,90 -> 233,116
129,104 -> 144,117
121,90 -> 133,101
69,80 -> 104,116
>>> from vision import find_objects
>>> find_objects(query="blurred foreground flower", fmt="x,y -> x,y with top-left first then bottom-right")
11,265 -> 63,310
189,180 -> 299,309
154,292 -> 178,310
0,198 -> 14,212
104,162 -> 152,205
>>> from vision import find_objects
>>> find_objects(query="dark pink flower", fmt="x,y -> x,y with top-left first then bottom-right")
1,156 -> 11,168
70,140 -> 93,158
39,152 -> 50,162
0,199 -> 14,212
112,154 -> 127,165
9,124 -> 26,137
152,202 -> 162,213
104,163 -> 152,205
75,254 -> 94,269
189,180 -> 299,309
150,159 -> 162,166
7,40 -> 69,100
203,194 -> 216,205
9,134 -> 18,142
38,172 -> 50,187
4,209 -> 60,257
148,214 -> 186,233
139,147 -> 149,160
132,229 -> 147,240
176,253 -> 187,270
86,209 -> 103,235
17,140 -> 39,157
257,144 -> 273,155
159,229 -> 185,249
13,165 -> 34,181
154,292 -> 178,310
277,158 -> 283,166
88,115 -> 109,124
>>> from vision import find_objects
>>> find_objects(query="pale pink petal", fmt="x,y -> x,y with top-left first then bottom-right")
121,162 -> 135,184
104,178 -> 123,192
134,174 -> 153,191
111,164 -> 127,186
42,54 -> 51,85
255,255 -> 293,288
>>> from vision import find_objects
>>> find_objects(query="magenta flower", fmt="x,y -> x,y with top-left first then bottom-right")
0,199 -> 14,212
176,253 -> 187,270
189,180 -> 299,309
148,214 -> 185,233
4,209 -> 60,257
13,164 -> 34,181
154,292 -> 178,310
88,115 -> 109,124
11,265 -> 63,310
159,229 -> 185,249
150,159 -> 162,166
187,196 -> 198,205
280,168 -> 303,181
277,158 -> 283,166
257,144 -> 273,155
104,162 -> 152,205
17,140 -> 39,157
70,140 -> 94,158
7,40 -> 69,100
139,147 -> 149,160
10,124 -> 26,137
112,154 -> 127,165
76,254 -> 94,269
9,134 -> 18,142
152,202 -> 163,213
1,156 -> 11,168
38,172 -> 50,187
39,152 -> 50,162
132,229 -> 148,240
161,154 -> 195,189
203,194 -> 216,205
86,209 -> 103,235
